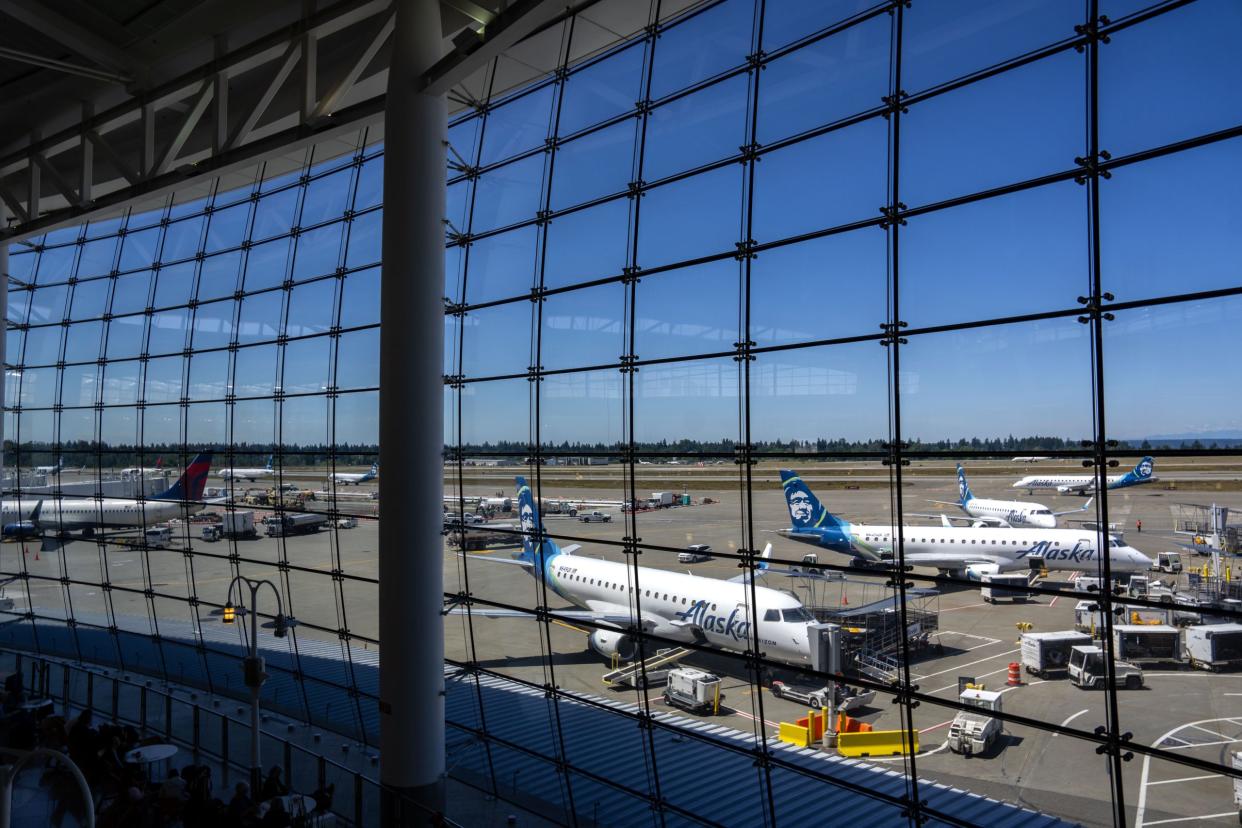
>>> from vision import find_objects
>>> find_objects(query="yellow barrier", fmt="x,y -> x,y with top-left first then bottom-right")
779,722 -> 811,748
837,729 -> 919,758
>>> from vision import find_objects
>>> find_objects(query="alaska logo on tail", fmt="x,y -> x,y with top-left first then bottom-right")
515,476 -> 561,566
1111,456 -> 1155,489
153,452 -> 213,501
956,464 -> 974,506
779,470 -> 845,531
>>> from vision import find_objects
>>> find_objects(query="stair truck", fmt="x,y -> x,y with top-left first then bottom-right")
662,668 -> 723,715
947,688 -> 1003,757
1184,623 -> 1242,671
1068,645 -> 1145,690
1112,624 -> 1183,667
1021,631 -> 1092,678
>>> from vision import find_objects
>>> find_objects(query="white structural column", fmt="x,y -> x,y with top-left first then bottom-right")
379,0 -> 446,823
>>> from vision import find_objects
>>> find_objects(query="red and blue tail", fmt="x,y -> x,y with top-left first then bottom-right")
154,452 -> 213,501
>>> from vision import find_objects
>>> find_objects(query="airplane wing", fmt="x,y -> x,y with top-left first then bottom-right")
900,550 -> 1015,570
1052,497 -> 1094,517
907,512 -> 1011,529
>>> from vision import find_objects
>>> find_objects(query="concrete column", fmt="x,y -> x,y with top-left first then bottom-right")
0,210 -> 7,492
379,1 -> 445,823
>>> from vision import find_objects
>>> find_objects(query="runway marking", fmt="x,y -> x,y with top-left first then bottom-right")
933,631 -> 999,643
939,602 -> 988,613
1054,709 -> 1089,733
1166,738 -> 1241,750
724,707 -> 779,729
868,740 -> 949,762
917,648 -> 1019,681
1142,814 -> 1236,826
1189,724 -> 1230,740
919,719 -> 954,735
1145,774 -> 1222,786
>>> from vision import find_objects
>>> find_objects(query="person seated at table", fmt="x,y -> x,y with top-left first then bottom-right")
260,765 -> 288,800
311,782 -> 335,815
260,795 -> 292,828
227,782 -> 253,818
188,763 -> 213,805
2,673 -> 25,714
160,767 -> 188,802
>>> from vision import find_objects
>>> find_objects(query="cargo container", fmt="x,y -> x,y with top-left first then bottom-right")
650,492 -> 675,508
220,510 -> 257,539
1112,624 -> 1182,666
981,573 -> 1033,603
1021,631 -> 1093,677
1184,624 -> 1242,671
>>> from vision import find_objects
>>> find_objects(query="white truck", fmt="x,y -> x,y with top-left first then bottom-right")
678,544 -> 712,563
769,680 -> 875,712
662,668 -> 723,715
1068,645 -> 1144,689
650,492 -> 675,508
144,526 -> 171,549
947,688 -> 1004,757
1021,631 -> 1092,678
578,511 -> 612,523
1184,624 -> 1242,671
981,573 -> 1033,604
1151,552 -> 1182,574
336,516 -> 358,529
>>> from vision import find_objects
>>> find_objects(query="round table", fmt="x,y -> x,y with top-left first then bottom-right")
258,793 -> 317,819
124,743 -> 178,781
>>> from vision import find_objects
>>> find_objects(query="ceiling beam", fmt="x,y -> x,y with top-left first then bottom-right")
0,0 -> 137,76
420,0 -> 561,97
0,45 -> 132,85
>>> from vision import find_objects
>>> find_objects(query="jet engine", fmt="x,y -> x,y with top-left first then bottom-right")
1056,485 -> 1090,495
588,629 -> 637,661
964,563 -> 1001,581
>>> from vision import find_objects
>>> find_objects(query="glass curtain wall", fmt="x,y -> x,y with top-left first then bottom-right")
443,0 -> 1242,826
4,138 -> 383,745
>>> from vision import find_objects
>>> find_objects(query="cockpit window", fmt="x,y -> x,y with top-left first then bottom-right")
763,609 -> 780,621
782,607 -> 815,623
1034,509 -> 1052,515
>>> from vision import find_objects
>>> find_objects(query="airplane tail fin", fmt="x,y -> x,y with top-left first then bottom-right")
515,476 -> 559,565
154,453 -> 213,501
265,455 -> 274,472
779,470 -> 843,531
1132,456 -> 1154,480
370,462 -> 379,476
956,464 -> 973,505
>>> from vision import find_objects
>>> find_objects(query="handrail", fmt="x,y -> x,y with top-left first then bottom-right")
0,747 -> 94,828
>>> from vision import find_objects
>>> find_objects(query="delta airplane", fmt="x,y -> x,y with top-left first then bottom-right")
332,463 -> 378,485
928,465 -> 1092,529
455,476 -> 818,664
1012,456 -> 1156,495
778,469 -> 1151,580
220,456 -> 274,483
2,453 -> 213,535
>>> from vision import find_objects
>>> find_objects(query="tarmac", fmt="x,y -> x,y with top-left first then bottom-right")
5,463 -> 1242,826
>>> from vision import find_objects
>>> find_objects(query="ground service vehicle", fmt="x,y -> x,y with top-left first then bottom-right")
1068,645 -> 1144,689
219,510 -> 257,539
650,492 -> 675,508
266,512 -> 328,537
144,526 -> 171,549
678,544 -> 712,563
578,511 -> 612,523
336,516 -> 358,529
1021,631 -> 1092,677
201,525 -> 221,542
662,669 -> 722,715
769,680 -> 874,712
1151,552 -> 1182,574
981,573 -> 1033,603
1184,624 -> 1242,671
947,688 -> 1003,757
1112,624 -> 1182,666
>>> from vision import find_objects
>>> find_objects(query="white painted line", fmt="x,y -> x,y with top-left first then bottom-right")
1145,774 -> 1221,786
920,719 -> 954,735
1166,738 -> 1242,750
1189,724 -> 1230,740
939,602 -> 988,613
1054,709 -> 1089,735
1143,813 -> 1237,826
868,740 -> 949,763
933,631 -> 1000,644
916,648 -> 1019,680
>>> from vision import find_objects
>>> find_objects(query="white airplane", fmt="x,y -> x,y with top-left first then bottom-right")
2,453 -> 213,535
455,476 -> 819,665
332,463 -> 378,486
778,469 -> 1152,580
1012,456 -> 1156,495
220,456 -> 274,483
121,458 -> 165,480
1012,456 -> 1050,463
34,458 -> 65,475
926,465 -> 1093,529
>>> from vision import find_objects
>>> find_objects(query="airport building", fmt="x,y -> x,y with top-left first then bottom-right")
0,1 -> 1239,826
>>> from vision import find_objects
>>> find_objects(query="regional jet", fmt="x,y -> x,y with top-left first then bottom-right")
1012,456 -> 1156,495
3,453 -> 213,535
220,456 -> 274,483
34,458 -> 65,475
779,469 -> 1151,580
332,462 -> 378,485
927,465 -> 1092,529
453,476 -> 818,665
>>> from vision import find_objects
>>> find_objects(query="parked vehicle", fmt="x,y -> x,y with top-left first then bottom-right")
981,573 -> 1033,604
266,512 -> 328,537
336,516 -> 358,529
144,526 -> 171,549
1112,624 -> 1182,666
769,680 -> 874,712
220,510 -> 257,539
1151,551 -> 1183,574
1021,631 -> 1093,678
1185,624 -> 1242,671
578,511 -> 612,523
1068,645 -> 1144,689
201,525 -> 221,542
662,668 -> 723,715
649,492 -> 675,509
678,544 -> 712,564
947,688 -> 1003,757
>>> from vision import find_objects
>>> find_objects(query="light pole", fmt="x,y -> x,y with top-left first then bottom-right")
218,575 -> 295,793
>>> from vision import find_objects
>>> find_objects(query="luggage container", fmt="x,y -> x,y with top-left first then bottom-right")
1112,624 -> 1182,666
1021,631 -> 1092,678
1184,623 -> 1242,671
981,573 -> 1033,604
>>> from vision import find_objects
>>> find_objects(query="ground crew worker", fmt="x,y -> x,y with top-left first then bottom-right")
1136,519 -> 1142,533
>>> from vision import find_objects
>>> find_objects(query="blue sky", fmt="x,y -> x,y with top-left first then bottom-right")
8,0 -> 1242,450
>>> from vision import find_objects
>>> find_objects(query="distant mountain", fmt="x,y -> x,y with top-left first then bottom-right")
1127,430 -> 1242,448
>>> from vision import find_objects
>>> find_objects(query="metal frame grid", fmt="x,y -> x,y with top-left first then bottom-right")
444,0 -> 1242,825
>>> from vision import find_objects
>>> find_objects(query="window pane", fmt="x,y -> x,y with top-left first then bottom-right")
550,119 -> 636,211
544,199 -> 629,290
649,0 -> 753,100
479,85 -> 556,167
471,155 -> 546,235
558,44 -> 645,137
464,225 -> 539,305
644,75 -> 748,181
639,166 -> 741,269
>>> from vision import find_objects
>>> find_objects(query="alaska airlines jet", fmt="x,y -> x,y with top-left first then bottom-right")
332,463 -> 377,485
220,456 -> 274,483
929,465 -> 1092,529
779,469 -> 1151,580
34,458 -> 64,475
1012,456 -> 1156,495
3,453 -> 213,534
455,477 -> 818,664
